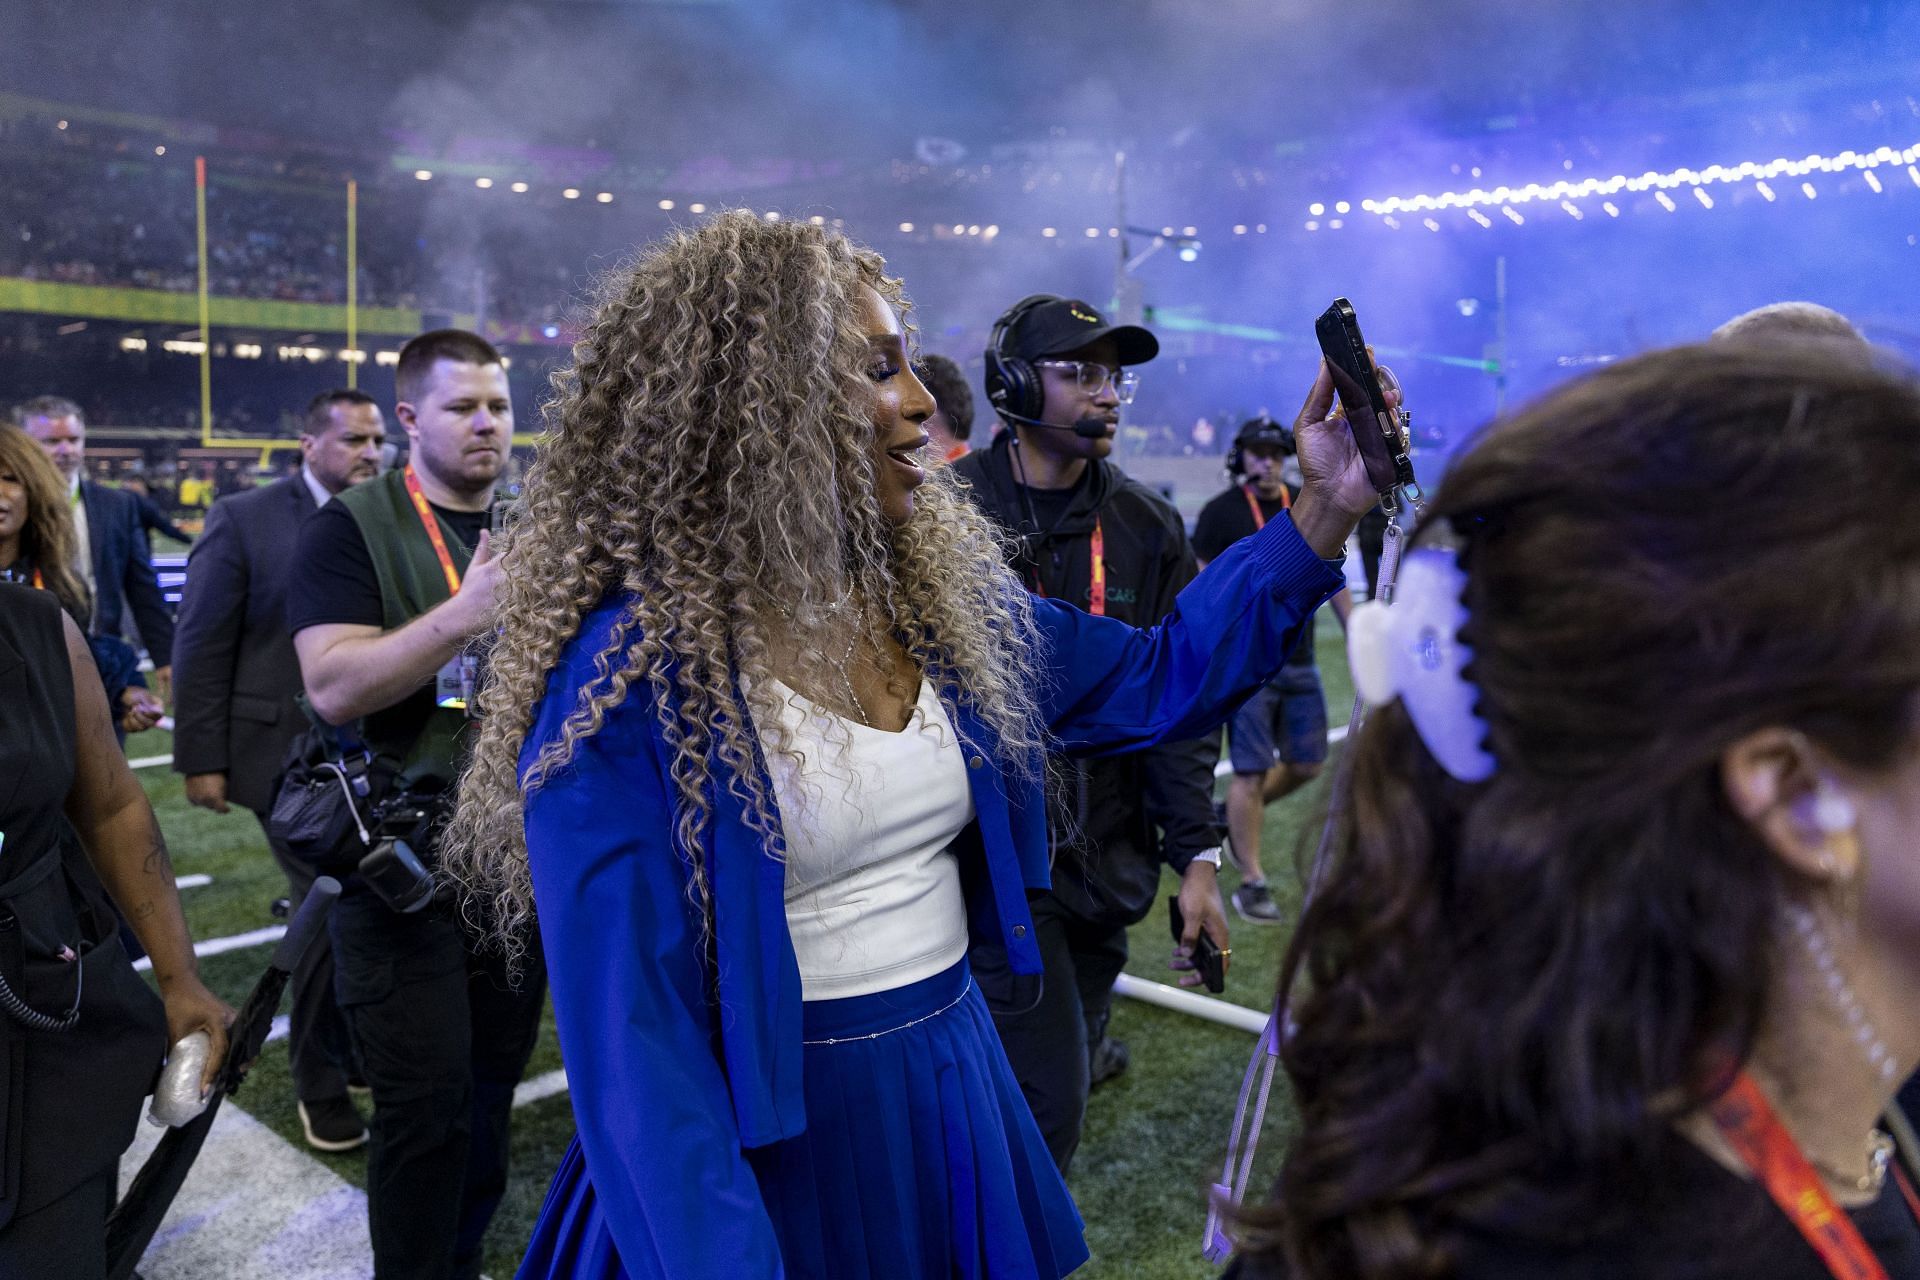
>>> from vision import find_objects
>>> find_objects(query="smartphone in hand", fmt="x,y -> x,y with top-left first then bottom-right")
1315,298 -> 1417,493
1168,897 -> 1227,994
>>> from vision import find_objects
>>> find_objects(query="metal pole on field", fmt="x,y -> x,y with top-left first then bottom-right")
195,157 -> 213,446
346,179 -> 358,389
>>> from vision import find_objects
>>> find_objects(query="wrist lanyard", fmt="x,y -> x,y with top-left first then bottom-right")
1243,484 -> 1289,532
403,465 -> 464,597
1028,517 -> 1106,617
1710,1068 -> 1920,1279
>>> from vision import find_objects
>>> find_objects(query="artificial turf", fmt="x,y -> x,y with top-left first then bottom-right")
131,624 -> 1352,1278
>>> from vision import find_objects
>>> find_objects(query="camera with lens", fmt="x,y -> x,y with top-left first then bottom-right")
358,789 -> 448,915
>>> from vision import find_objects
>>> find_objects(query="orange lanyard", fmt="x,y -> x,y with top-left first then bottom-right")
1242,484 -> 1288,532
1029,517 -> 1106,617
1710,1069 -> 1918,1280
403,465 -> 464,597
30,567 -> 43,590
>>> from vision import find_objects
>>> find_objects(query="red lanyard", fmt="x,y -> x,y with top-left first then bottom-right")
403,465 -> 464,597
1710,1069 -> 1919,1280
1029,517 -> 1106,617
1242,484 -> 1289,532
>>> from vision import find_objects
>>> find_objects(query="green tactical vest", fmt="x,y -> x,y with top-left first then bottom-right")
333,467 -> 483,787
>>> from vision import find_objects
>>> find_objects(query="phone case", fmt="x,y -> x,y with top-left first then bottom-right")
1314,298 -> 1416,493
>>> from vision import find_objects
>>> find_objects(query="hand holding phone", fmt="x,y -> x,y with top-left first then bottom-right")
1314,298 -> 1416,494
1169,897 -> 1227,994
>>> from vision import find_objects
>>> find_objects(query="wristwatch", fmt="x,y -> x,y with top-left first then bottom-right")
1188,847 -> 1224,870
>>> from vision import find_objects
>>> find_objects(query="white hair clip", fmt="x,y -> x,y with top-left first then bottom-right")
1347,542 -> 1496,783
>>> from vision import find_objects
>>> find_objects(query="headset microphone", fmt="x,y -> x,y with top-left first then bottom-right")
1005,411 -> 1113,439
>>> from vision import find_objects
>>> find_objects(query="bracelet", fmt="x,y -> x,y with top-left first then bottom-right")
1187,847 -> 1223,869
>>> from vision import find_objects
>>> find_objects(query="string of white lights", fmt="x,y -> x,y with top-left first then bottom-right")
1351,143 -> 1920,216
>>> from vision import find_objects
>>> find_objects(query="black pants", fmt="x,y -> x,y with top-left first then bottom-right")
252,809 -> 353,1104
0,1166 -> 113,1280
331,888 -> 547,1280
970,892 -> 1129,1174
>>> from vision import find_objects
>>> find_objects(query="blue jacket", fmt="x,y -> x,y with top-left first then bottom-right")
521,514 -> 1342,1276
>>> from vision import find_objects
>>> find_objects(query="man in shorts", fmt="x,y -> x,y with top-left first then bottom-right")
1192,415 -> 1350,922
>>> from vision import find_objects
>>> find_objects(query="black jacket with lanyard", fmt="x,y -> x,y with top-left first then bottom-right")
953,433 -> 1221,925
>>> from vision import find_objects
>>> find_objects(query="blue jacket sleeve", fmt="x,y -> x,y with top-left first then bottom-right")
523,674 -> 784,1278
1037,513 -> 1344,755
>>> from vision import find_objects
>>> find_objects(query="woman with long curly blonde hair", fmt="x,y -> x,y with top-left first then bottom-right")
442,211 -> 1376,1280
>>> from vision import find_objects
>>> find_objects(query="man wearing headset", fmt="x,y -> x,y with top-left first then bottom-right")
953,294 -> 1230,1172
1193,416 -> 1353,923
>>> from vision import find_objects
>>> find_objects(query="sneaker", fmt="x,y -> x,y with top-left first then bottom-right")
298,1096 -> 369,1152
1213,800 -> 1246,873
1089,1036 -> 1130,1089
1232,881 -> 1284,925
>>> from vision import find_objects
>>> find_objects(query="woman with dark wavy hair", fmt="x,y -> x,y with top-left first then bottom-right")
442,211 -> 1381,1279
1229,340 -> 1920,1278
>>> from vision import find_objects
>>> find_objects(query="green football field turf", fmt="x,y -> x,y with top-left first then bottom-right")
131,625 -> 1353,1278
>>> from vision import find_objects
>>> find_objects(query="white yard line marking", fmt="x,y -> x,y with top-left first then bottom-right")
119,1097 -> 373,1279
131,753 -> 175,769
176,874 -> 213,889
513,1068 -> 570,1109
134,924 -> 286,971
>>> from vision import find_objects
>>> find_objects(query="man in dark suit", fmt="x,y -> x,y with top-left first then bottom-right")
16,396 -> 176,702
171,387 -> 387,1152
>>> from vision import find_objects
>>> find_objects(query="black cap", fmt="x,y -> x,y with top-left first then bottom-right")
1234,416 -> 1294,453
1007,297 -> 1159,366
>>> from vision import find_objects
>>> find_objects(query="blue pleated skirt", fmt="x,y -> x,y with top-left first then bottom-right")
518,960 -> 1088,1279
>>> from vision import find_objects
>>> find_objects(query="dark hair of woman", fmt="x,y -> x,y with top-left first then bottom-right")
1233,341 -> 1920,1278
0,423 -> 92,625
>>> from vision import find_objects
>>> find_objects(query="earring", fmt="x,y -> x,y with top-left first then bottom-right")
1812,779 -> 1857,835
1784,901 -> 1897,1081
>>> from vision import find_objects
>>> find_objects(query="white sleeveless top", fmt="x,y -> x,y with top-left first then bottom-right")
759,676 -> 976,1000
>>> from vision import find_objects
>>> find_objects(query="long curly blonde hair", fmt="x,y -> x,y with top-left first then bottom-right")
442,213 -> 1047,959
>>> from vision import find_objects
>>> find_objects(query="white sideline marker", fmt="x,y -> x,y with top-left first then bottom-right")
176,874 -> 213,889
134,924 -> 286,972
514,1069 -> 571,1109
1212,721 -> 1348,778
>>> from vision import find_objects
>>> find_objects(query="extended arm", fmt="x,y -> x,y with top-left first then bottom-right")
61,612 -> 232,1089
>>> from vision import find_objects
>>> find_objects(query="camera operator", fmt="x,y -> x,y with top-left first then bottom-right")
954,294 -> 1230,1172
172,388 -> 387,1152
289,331 -> 545,1280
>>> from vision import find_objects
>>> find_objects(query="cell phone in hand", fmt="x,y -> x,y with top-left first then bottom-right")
1314,297 -> 1417,494
1168,897 -> 1226,994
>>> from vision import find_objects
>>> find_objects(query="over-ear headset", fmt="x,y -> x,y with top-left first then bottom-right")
1226,416 -> 1294,479
984,294 -> 1061,426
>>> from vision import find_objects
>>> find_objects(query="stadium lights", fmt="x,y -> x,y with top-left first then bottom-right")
119,337 -> 148,352
1755,181 -> 1776,201
1233,224 -> 1247,234
155,145 -> 166,156
660,199 -> 675,210
1694,189 -> 1714,208
414,169 -> 432,181
1042,226 -> 1057,237
1423,217 -> 1441,231
1655,191 -> 1677,211
597,192 -> 614,203
1354,143 -> 1920,217
899,221 -> 915,232
511,181 -> 529,193
475,177 -> 493,189
1802,181 -> 1817,199
1468,209 -> 1493,228
1561,200 -> 1583,220
1865,170 -> 1884,193
375,351 -> 401,366
689,203 -> 706,213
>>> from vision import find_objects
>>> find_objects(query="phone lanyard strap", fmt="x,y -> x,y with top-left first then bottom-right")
1028,516 -> 1105,617
1242,485 -> 1288,532
403,465 -> 463,597
1710,1068 -> 1914,1280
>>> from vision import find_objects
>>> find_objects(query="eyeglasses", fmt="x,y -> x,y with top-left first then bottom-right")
1034,360 -> 1140,405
